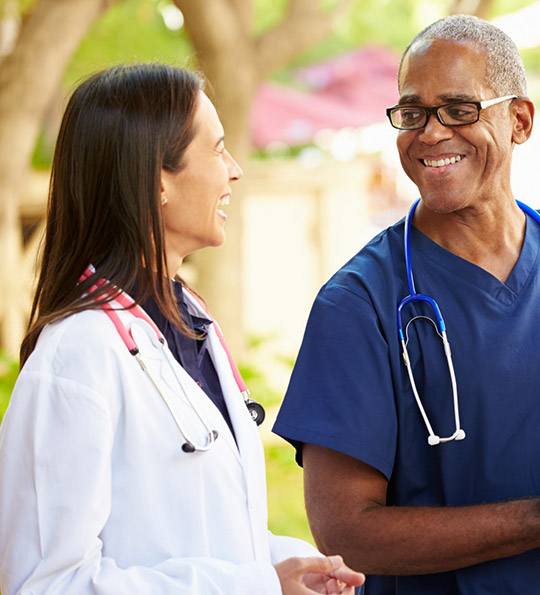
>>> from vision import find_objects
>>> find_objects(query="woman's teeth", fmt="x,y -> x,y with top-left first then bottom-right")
423,155 -> 463,167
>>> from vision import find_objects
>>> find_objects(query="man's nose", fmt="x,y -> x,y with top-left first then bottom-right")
418,112 -> 454,143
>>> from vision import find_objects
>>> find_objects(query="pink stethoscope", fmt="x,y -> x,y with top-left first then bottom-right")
80,267 -> 265,453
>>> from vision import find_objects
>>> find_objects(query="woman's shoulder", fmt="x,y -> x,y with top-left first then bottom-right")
24,308 -> 129,382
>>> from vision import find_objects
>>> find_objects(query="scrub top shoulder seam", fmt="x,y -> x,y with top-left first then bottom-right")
272,420 -> 394,480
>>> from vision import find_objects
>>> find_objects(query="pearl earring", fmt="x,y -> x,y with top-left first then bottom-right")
162,197 -> 168,205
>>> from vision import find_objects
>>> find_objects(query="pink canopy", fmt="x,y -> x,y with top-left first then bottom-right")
250,46 -> 400,149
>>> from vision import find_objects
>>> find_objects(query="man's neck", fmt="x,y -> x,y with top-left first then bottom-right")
413,198 -> 527,283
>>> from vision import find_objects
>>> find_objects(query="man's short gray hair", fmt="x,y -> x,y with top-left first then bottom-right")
398,14 -> 527,96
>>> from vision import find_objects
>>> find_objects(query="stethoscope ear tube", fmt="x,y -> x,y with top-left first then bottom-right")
399,199 -> 465,446
136,344 -> 219,453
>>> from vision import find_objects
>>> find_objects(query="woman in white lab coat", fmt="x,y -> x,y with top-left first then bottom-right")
0,64 -> 364,595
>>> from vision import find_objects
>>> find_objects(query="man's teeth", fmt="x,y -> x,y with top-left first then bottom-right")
423,155 -> 463,167
218,196 -> 229,206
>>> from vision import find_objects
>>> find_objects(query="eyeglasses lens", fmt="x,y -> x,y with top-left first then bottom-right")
439,103 -> 479,125
391,103 -> 480,130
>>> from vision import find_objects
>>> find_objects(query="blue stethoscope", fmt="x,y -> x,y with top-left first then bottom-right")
397,197 -> 540,446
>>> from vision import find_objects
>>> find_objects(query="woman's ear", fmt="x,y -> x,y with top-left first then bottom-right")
511,97 -> 535,145
160,170 -> 169,205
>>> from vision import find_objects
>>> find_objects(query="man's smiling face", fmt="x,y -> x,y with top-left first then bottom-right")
396,38 -> 516,215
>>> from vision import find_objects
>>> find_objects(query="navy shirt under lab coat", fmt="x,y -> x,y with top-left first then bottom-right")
141,280 -> 235,436
273,212 -> 540,594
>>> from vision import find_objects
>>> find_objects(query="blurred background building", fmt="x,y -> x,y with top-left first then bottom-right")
3,0 -> 540,382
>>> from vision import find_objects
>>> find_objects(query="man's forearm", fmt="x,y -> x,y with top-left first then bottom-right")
303,444 -> 540,575
310,498 -> 540,575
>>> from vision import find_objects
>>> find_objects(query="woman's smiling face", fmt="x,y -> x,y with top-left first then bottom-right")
160,92 -> 243,270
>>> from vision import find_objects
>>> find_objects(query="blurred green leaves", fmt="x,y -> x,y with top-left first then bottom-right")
63,0 -> 193,90
0,351 -> 18,424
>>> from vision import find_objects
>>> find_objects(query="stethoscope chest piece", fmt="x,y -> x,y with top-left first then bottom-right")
245,398 -> 266,426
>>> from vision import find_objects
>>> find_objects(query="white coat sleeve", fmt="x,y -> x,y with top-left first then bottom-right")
0,371 -> 281,595
268,531 -> 322,564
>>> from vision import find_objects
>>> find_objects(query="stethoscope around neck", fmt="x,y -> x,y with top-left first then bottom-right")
79,267 -> 265,454
397,197 -> 540,446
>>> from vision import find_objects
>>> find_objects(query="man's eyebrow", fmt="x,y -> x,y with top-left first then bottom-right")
398,93 -> 477,105
439,93 -> 477,103
398,95 -> 422,105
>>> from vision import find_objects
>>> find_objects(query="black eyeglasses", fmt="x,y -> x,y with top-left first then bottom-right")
386,95 -> 517,130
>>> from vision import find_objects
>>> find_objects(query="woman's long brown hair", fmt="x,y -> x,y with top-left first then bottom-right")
20,64 -> 202,366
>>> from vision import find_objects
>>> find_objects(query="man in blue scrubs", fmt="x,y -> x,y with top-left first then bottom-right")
273,14 -> 540,594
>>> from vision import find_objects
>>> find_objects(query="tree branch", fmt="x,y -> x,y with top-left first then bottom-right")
172,0 -> 244,56
255,0 -> 353,78
227,0 -> 253,34
449,0 -> 495,18
0,0 -> 116,122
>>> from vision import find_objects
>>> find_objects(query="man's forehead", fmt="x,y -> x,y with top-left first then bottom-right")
398,38 -> 489,97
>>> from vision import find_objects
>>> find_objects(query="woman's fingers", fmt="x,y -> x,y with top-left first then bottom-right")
275,555 -> 365,595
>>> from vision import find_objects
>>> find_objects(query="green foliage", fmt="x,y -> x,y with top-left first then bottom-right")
32,130 -> 56,170
238,336 -> 311,542
0,0 -> 34,17
64,0 -> 194,88
31,0 -> 194,168
253,0 -> 288,35
238,335 -> 292,409
0,352 -> 18,425
520,47 -> 540,76
238,359 -> 283,409
493,0 -> 538,14
265,443 -> 314,544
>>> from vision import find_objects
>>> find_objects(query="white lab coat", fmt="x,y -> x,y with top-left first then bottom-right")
0,290 -> 318,594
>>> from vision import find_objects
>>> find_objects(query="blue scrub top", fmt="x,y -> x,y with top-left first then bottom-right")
273,213 -> 540,594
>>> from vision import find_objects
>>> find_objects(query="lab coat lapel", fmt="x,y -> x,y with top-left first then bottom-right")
180,291 -> 258,458
182,291 -> 271,561
125,313 -> 240,460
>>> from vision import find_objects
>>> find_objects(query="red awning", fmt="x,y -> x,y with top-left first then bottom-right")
250,46 -> 400,149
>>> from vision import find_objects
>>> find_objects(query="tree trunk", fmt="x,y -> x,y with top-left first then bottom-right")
449,0 -> 496,19
173,0 -> 351,355
0,0 -> 117,357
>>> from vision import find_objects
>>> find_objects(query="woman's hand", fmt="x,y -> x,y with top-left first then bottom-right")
274,554 -> 365,594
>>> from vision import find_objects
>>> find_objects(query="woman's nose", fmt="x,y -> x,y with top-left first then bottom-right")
226,151 -> 243,181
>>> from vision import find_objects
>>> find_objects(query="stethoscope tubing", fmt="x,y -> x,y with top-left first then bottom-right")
399,198 -> 462,446
78,267 -> 263,453
399,198 -> 540,446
